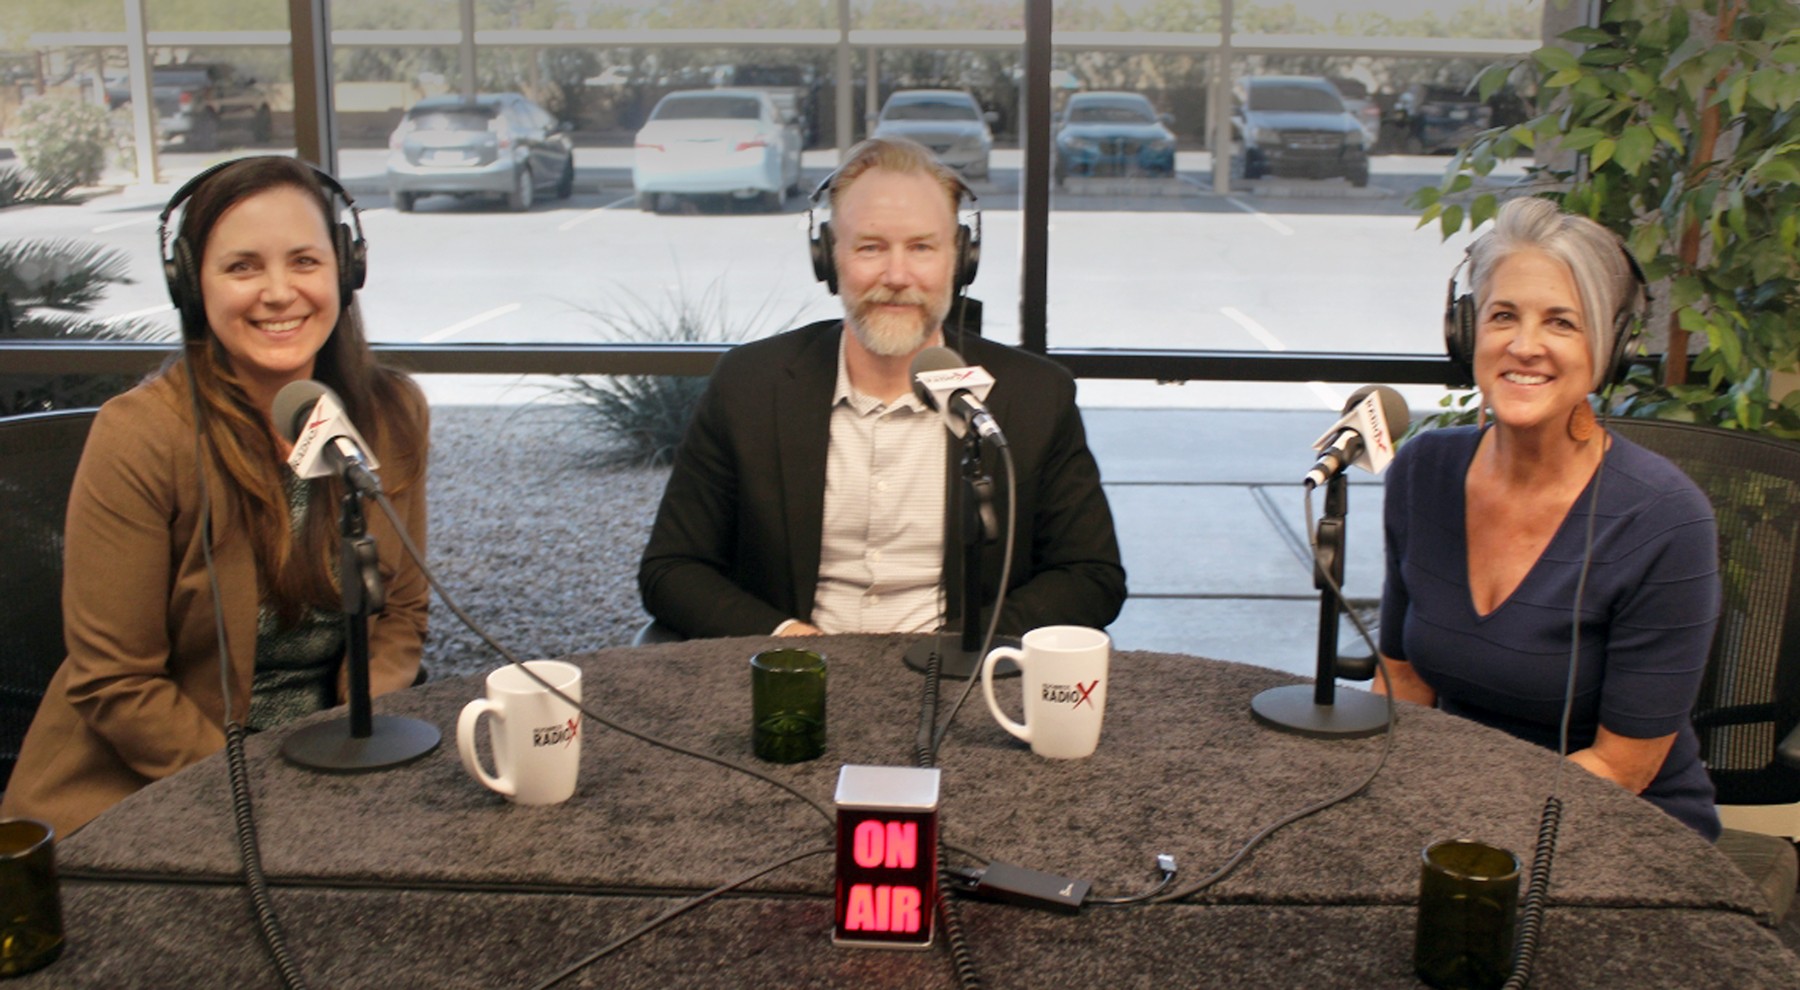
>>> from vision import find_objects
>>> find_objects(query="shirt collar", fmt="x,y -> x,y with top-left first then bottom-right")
832,326 -> 930,417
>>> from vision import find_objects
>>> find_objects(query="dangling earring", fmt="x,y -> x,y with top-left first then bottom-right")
1567,400 -> 1597,442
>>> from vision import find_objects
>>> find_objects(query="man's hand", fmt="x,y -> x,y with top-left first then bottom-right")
778,621 -> 824,636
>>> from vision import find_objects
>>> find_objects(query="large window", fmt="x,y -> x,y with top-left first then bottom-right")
3,0 -> 1543,411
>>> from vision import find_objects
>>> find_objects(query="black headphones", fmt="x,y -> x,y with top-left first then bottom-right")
807,169 -> 980,296
159,157 -> 367,342
1443,242 -> 1649,389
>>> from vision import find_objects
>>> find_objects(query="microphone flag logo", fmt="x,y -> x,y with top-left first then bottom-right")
1309,388 -> 1397,477
286,388 -> 381,481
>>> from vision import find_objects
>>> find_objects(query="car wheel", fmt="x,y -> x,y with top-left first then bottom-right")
1348,169 -> 1370,189
760,188 -> 784,213
636,191 -> 656,212
1404,133 -> 1425,155
507,167 -> 533,211
252,105 -> 273,143
555,158 -> 574,199
969,158 -> 990,181
393,190 -> 416,212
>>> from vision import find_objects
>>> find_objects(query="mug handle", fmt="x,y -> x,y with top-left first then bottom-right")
981,646 -> 1031,745
456,699 -> 516,797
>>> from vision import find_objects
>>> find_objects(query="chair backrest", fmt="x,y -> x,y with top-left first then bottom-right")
1608,417 -> 1800,805
0,408 -> 98,792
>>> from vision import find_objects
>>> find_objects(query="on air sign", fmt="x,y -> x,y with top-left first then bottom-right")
833,765 -> 940,949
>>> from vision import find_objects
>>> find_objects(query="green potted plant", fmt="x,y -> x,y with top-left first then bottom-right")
1410,0 -> 1800,437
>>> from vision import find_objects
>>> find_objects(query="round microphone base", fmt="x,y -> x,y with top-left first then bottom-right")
1250,684 -> 1389,739
281,714 -> 442,772
903,635 -> 1020,680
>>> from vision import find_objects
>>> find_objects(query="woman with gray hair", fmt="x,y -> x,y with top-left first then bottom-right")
1374,197 -> 1722,839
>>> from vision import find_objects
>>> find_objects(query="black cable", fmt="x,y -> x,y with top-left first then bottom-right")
367,491 -> 837,829
1495,400 -> 1610,988
1132,488 -> 1399,907
914,641 -> 983,989
183,355 -> 312,990
524,843 -> 834,990
1502,795 -> 1564,990
224,723 -> 311,990
1084,855 -> 1178,905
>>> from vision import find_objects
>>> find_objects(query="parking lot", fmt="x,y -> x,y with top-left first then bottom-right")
10,143 -> 1525,411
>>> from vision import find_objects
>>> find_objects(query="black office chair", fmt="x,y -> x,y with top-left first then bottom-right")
0,408 -> 98,794
1609,417 -> 1800,919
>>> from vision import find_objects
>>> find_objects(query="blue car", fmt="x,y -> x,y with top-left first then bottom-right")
1054,91 -> 1177,183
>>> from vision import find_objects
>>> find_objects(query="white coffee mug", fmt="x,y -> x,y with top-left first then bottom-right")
456,660 -> 582,805
980,625 -> 1110,759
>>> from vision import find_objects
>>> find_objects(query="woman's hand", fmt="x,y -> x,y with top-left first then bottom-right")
1370,655 -> 1437,706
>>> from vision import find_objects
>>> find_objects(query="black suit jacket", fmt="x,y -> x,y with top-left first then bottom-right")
639,320 -> 1126,638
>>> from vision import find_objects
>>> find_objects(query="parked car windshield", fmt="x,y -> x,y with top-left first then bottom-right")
153,69 -> 211,86
406,107 -> 496,131
885,98 -> 978,121
1066,100 -> 1154,124
1248,84 -> 1345,114
653,96 -> 761,121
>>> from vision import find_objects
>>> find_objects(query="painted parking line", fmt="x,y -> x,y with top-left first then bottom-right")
91,215 -> 160,234
101,303 -> 174,324
1219,305 -> 1342,409
420,302 -> 522,343
1223,196 -> 1294,236
558,194 -> 640,231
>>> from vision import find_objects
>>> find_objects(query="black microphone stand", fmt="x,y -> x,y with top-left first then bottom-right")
905,429 -> 1018,679
283,485 -> 441,771
1250,470 -> 1387,738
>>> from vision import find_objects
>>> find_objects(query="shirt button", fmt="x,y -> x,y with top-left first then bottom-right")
869,594 -> 881,603
870,550 -> 882,563
876,480 -> 889,493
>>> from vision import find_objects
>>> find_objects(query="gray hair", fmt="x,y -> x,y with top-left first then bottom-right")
1467,197 -> 1642,391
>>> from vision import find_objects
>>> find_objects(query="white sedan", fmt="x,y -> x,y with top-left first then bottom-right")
632,89 -> 803,212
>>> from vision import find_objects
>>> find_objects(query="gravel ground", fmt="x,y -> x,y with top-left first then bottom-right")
421,404 -> 668,680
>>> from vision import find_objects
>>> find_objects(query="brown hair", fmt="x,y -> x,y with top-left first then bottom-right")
171,156 -> 425,624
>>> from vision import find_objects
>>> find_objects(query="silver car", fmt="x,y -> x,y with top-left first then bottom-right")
871,90 -> 995,180
386,93 -> 575,212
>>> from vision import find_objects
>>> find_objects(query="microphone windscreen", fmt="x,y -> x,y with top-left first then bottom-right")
909,346 -> 964,409
1338,384 -> 1378,414
1368,384 -> 1412,438
272,379 -> 332,443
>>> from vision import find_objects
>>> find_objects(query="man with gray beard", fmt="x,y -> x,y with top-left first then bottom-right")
639,137 -> 1125,639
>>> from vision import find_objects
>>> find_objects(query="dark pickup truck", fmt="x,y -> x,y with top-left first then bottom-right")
153,64 -> 272,151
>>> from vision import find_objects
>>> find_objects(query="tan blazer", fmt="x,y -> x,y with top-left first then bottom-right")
0,373 -> 428,838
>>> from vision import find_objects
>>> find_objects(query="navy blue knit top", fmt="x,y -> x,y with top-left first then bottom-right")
1379,426 -> 1721,840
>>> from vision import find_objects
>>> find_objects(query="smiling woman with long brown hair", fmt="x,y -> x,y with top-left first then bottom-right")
1,157 -> 428,838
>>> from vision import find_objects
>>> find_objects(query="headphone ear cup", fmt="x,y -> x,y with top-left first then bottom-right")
1443,292 -> 1477,385
955,222 -> 979,292
337,221 -> 366,298
811,220 -> 838,295
170,238 -> 207,342
1606,310 -> 1639,387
